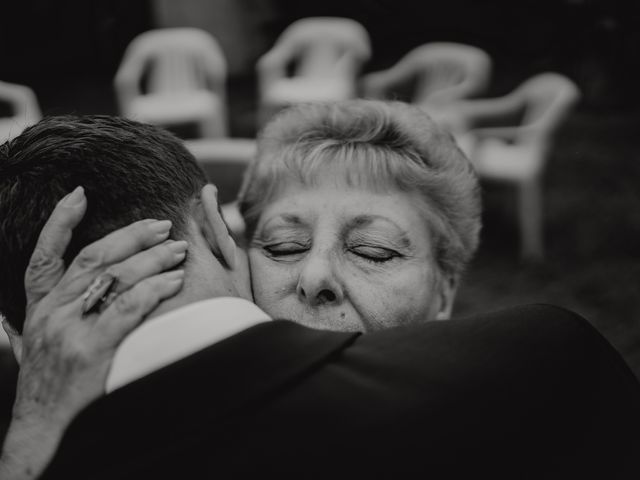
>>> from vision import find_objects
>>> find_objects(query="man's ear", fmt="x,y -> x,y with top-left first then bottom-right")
193,185 -> 237,270
2,319 -> 23,365
434,274 -> 458,321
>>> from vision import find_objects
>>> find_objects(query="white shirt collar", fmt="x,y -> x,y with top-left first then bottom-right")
106,297 -> 271,393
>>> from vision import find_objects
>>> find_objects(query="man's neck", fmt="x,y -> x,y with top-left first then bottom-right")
143,243 -> 251,322
145,269 -> 217,322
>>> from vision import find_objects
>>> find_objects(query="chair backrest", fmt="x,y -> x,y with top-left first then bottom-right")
409,43 -> 491,104
363,42 -> 491,105
119,28 -> 227,95
274,17 -> 371,78
515,73 -> 580,138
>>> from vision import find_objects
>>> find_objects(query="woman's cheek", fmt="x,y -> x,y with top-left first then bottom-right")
356,266 -> 436,327
341,268 -> 395,328
250,255 -> 298,311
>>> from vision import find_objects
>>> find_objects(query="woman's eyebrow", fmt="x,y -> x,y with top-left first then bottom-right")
347,215 -> 412,248
261,213 -> 307,231
349,214 -> 403,231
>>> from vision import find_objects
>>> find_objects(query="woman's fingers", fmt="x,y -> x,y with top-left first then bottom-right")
79,239 -> 188,315
97,270 -> 185,344
103,240 -> 188,295
11,269 -> 184,456
201,184 -> 236,269
54,219 -> 174,303
24,187 -> 87,309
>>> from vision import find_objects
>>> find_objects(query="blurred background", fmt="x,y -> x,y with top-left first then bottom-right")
1,0 -> 639,438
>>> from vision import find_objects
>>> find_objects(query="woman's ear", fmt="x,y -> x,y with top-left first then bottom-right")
195,184 -> 237,270
434,274 -> 458,321
2,319 -> 23,365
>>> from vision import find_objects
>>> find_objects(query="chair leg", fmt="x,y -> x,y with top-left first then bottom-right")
518,178 -> 544,260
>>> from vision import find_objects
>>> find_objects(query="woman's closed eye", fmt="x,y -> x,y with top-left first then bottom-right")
264,242 -> 309,259
349,245 -> 401,263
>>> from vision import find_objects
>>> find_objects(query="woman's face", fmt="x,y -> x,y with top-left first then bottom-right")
247,180 -> 456,331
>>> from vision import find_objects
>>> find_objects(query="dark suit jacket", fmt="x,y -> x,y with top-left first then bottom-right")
42,305 -> 640,479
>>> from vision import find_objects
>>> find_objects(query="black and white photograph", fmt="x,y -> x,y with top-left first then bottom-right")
0,1 -> 639,478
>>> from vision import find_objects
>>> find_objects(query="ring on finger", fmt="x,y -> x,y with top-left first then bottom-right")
98,290 -> 119,313
81,273 -> 119,315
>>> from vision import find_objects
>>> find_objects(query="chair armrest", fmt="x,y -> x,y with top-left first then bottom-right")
0,82 -> 41,120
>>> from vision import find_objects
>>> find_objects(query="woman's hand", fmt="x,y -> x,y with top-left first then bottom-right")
0,187 -> 187,479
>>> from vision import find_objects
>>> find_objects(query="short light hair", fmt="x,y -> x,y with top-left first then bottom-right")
238,100 -> 481,278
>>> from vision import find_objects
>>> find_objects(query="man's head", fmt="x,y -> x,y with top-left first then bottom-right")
0,115 -> 210,333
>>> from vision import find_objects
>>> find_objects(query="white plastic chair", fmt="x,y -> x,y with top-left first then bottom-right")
257,17 -> 371,113
115,28 -> 227,138
458,73 -> 580,259
185,138 -> 256,237
362,42 -> 491,130
0,81 -> 42,143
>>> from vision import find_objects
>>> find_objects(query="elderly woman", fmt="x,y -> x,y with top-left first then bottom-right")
238,100 -> 481,330
0,101 -> 481,477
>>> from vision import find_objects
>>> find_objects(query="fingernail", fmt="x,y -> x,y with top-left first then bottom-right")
165,270 -> 185,281
62,186 -> 85,206
150,220 -> 172,235
167,240 -> 189,254
206,184 -> 218,200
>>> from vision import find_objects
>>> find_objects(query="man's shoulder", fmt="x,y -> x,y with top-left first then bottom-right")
42,303 -> 640,479
350,303 -> 609,363
114,302 -> 635,397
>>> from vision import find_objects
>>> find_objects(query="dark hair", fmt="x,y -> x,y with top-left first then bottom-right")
0,115 -> 207,332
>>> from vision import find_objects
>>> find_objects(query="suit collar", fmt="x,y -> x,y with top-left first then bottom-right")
107,297 -> 271,392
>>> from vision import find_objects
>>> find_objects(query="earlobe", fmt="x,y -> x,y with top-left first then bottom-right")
2,320 -> 23,365
434,275 -> 458,321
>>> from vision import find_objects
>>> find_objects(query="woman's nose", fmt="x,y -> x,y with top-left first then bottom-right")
296,251 -> 344,307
